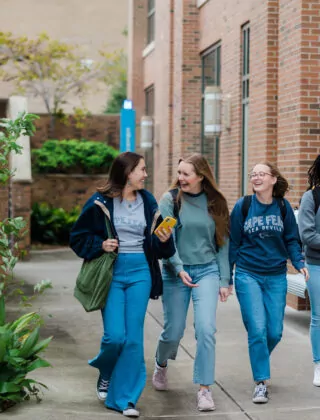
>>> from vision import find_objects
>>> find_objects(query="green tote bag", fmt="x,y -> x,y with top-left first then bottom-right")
74,201 -> 117,312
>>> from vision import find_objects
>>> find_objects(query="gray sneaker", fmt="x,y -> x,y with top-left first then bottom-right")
152,362 -> 168,391
197,389 -> 215,411
252,382 -> 268,404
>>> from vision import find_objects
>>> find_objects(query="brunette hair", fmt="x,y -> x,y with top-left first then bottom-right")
307,155 -> 320,190
255,161 -> 289,198
97,151 -> 144,197
171,154 -> 229,246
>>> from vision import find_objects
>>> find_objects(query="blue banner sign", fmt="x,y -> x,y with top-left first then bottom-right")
120,100 -> 136,152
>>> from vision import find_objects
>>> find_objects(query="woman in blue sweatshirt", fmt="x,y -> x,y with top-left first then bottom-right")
298,155 -> 320,387
229,162 -> 308,404
152,154 -> 230,412
70,152 -> 175,418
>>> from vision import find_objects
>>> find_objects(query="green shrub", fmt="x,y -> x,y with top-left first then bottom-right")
0,311 -> 52,412
32,139 -> 119,174
0,113 -> 52,412
31,203 -> 80,245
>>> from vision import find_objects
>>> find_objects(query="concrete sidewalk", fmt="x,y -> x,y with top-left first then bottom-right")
6,250 -> 320,419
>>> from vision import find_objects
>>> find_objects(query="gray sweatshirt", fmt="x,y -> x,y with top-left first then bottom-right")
160,191 -> 230,287
298,189 -> 320,265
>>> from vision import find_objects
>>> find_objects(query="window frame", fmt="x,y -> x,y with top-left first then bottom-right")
200,42 -> 221,182
145,84 -> 155,117
147,0 -> 156,45
241,24 -> 250,195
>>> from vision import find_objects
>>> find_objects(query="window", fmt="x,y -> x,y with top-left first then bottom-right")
147,0 -> 155,45
201,43 -> 221,181
145,85 -> 155,116
241,24 -> 250,195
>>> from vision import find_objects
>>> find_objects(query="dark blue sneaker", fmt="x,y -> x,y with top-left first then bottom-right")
96,375 -> 109,401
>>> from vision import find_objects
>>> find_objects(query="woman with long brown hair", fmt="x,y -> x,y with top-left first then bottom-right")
229,162 -> 308,404
152,154 -> 230,412
70,152 -> 175,418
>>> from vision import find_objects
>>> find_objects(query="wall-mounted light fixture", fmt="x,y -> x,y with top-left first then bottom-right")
140,115 -> 154,148
204,85 -> 222,137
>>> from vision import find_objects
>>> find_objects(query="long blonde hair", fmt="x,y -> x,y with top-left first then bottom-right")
171,154 -> 229,246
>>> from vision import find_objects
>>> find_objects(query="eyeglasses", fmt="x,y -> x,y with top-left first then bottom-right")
248,171 -> 273,180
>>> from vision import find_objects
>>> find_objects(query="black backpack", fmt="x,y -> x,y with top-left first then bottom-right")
241,195 -> 287,222
169,188 -> 220,251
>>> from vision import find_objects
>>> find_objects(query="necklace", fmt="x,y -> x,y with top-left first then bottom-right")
123,197 -> 136,209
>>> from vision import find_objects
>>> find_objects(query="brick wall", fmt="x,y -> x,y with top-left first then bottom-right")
128,0 -> 320,309
0,186 -> 9,224
130,0 -> 320,204
31,175 -> 108,211
12,182 -> 32,257
31,114 -> 120,149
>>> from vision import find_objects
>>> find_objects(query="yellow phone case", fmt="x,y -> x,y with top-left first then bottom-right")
154,216 -> 177,237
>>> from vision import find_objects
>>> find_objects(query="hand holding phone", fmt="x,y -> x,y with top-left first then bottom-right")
154,216 -> 177,239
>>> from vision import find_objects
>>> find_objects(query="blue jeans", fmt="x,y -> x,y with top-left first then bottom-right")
306,264 -> 320,363
88,253 -> 151,411
156,262 -> 220,385
235,268 -> 287,382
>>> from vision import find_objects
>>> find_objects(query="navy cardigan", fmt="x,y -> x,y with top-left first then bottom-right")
70,190 -> 175,299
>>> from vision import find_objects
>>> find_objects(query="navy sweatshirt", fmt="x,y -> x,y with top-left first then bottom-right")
229,194 -> 304,278
70,190 -> 175,299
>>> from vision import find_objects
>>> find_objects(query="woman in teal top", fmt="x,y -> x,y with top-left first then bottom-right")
152,154 -> 230,412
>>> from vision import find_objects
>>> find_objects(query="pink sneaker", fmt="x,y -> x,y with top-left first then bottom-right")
197,389 -> 215,411
152,362 -> 168,391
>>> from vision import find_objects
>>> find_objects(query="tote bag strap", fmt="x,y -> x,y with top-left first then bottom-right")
94,200 -> 114,239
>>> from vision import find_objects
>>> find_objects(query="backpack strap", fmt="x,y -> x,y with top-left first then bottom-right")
241,195 -> 252,220
275,197 -> 287,221
312,186 -> 320,214
241,195 -> 287,222
169,188 -> 180,220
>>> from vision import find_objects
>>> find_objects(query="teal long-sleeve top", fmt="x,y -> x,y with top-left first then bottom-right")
159,191 -> 230,288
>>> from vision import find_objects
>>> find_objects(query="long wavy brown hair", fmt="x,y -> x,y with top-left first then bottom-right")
253,161 -> 289,198
97,151 -> 144,198
171,154 -> 229,246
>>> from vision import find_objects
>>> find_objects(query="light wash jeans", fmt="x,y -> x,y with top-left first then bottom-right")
89,253 -> 151,412
235,268 -> 287,382
306,264 -> 320,363
156,261 -> 220,385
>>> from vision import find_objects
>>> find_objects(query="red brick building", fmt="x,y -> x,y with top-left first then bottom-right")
128,0 -> 320,208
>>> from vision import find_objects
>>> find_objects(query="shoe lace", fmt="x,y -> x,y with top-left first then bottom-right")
156,366 -> 166,380
255,383 -> 267,397
199,389 -> 213,402
99,378 -> 109,392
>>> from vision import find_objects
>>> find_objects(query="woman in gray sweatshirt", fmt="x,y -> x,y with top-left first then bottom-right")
151,154 -> 230,412
298,155 -> 320,387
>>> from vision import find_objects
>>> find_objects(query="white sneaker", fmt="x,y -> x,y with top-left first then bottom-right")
152,362 -> 168,391
313,364 -> 320,386
197,389 -> 215,411
122,407 -> 140,418
252,382 -> 268,404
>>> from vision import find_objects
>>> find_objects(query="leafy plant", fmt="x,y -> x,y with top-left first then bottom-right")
104,77 -> 127,114
0,311 -> 52,412
0,113 -> 52,412
0,31 -> 126,135
31,203 -> 80,245
32,139 -> 119,174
